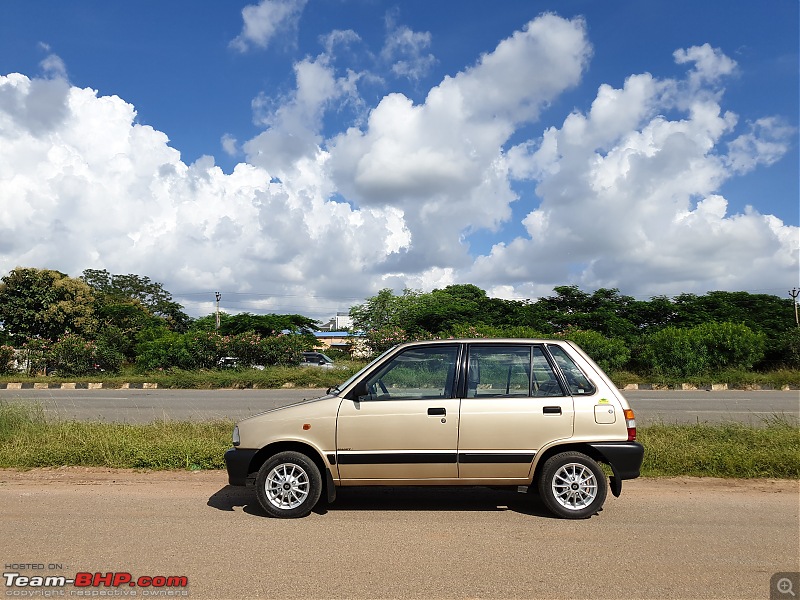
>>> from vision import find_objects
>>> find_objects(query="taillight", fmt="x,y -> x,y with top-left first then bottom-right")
624,409 -> 637,441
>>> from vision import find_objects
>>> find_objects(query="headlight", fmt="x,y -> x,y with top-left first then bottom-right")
232,425 -> 240,447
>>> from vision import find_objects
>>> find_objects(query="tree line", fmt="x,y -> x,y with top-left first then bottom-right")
0,268 -> 797,377
0,268 -> 317,376
349,284 -> 799,376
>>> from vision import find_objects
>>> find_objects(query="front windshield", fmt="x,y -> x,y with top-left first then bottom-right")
328,345 -> 397,395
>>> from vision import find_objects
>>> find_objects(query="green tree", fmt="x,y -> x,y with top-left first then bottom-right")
349,288 -> 410,332
81,269 -> 190,333
0,268 -> 97,343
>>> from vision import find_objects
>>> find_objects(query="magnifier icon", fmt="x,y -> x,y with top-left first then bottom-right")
778,578 -> 796,597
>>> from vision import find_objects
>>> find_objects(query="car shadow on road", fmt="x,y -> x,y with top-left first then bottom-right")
206,485 -> 268,517
207,485 -> 557,519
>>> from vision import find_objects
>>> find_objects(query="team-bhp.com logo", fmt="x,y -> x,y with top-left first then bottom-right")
4,572 -> 189,596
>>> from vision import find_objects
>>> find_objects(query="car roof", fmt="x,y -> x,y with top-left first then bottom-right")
393,338 -> 568,347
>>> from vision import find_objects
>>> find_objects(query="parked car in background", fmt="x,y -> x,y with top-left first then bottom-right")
300,351 -> 335,368
225,339 -> 644,519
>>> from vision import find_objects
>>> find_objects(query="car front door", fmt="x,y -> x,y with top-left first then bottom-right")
457,344 -> 575,481
336,344 -> 461,482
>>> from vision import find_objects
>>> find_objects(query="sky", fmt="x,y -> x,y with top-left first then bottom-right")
1,0 -> 798,321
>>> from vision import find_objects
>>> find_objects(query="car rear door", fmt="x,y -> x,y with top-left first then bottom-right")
457,344 -> 575,481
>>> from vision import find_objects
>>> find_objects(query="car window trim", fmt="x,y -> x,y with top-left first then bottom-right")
349,342 -> 464,402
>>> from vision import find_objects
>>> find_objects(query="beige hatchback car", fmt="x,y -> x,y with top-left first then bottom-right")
225,339 -> 644,519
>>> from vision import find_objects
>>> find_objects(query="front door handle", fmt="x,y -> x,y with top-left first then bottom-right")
543,406 -> 562,415
427,407 -> 446,416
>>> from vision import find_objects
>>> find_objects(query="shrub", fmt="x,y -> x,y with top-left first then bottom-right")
94,340 -> 124,374
226,332 -> 265,367
49,333 -> 98,377
640,322 -> 765,378
259,335 -> 308,366
135,331 -> 194,372
0,345 -> 16,375
184,331 -> 227,369
365,326 -> 411,356
556,329 -> 631,372
767,328 -> 800,370
20,339 -> 50,376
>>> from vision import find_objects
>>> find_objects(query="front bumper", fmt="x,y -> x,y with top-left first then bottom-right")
224,447 -> 258,486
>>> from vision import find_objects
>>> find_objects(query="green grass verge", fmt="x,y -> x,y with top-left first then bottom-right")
1,403 -> 797,478
639,417 -> 800,478
608,368 -> 800,389
0,403 -> 231,470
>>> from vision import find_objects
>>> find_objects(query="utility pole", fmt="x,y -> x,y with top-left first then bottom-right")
215,292 -> 222,330
790,288 -> 800,327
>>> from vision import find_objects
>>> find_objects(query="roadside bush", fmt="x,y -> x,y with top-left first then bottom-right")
556,328 -> 631,372
445,324 -> 544,339
695,322 -> 765,371
226,332 -> 265,367
135,331 -> 194,372
365,326 -> 411,356
20,339 -> 49,376
638,327 -> 706,378
184,331 -> 227,369
0,345 -> 16,375
48,333 -> 98,377
259,335 -> 308,366
640,322 -> 765,378
765,328 -> 800,370
93,340 -> 124,374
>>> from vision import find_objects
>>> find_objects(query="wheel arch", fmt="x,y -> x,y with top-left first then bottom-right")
530,442 -> 608,486
248,441 -> 334,499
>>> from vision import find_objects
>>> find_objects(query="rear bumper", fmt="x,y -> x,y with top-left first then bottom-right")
588,441 -> 644,480
224,448 -> 258,486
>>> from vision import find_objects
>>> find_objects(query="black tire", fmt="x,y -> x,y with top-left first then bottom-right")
537,451 -> 607,519
255,451 -> 322,518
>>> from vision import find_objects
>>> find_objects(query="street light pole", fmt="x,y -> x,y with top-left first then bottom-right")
790,288 -> 800,327
215,292 -> 222,330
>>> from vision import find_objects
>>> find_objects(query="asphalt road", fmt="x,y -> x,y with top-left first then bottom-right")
1,469 -> 797,599
0,387 -> 798,425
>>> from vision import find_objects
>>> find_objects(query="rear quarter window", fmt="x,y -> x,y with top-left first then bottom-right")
547,344 -> 596,395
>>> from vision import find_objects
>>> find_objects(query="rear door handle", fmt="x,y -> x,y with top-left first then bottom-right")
543,406 -> 562,415
427,407 -> 446,416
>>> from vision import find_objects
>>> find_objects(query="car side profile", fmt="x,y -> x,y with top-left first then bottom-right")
224,339 -> 644,519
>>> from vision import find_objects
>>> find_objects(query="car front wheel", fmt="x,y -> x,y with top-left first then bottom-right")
255,451 -> 322,518
538,451 -> 607,519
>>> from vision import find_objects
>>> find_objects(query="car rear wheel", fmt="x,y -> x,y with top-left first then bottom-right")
255,451 -> 322,518
538,451 -> 607,519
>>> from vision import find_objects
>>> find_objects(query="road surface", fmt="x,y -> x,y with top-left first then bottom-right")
1,387 -> 798,425
0,468 -> 797,599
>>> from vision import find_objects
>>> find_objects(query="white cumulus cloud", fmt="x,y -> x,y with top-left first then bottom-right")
0,17 -> 796,320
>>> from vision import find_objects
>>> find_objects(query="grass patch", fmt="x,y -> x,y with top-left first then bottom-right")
0,403 -> 231,470
607,368 -> 800,389
1,403 -> 797,478
638,417 -> 800,478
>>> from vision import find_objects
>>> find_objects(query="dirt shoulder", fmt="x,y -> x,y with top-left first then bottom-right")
1,465 -> 797,491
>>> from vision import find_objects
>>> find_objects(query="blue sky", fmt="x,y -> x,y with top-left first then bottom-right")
1,0 -> 798,318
